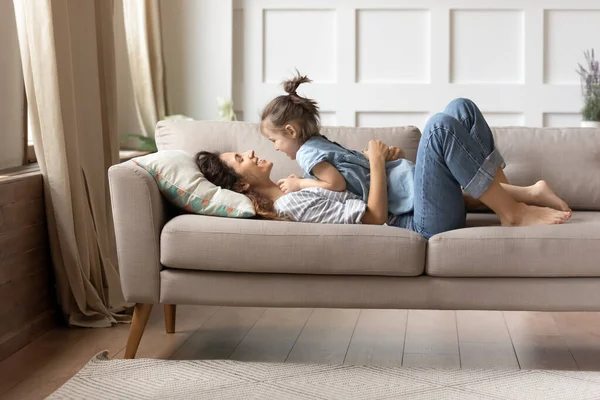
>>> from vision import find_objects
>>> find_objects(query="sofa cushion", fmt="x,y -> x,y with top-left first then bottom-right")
155,120 -> 421,181
493,127 -> 600,210
160,215 -> 426,276
426,212 -> 600,277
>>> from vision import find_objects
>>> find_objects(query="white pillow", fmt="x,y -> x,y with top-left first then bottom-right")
132,150 -> 255,218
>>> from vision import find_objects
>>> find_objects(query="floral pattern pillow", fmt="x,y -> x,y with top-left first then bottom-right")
132,150 -> 255,218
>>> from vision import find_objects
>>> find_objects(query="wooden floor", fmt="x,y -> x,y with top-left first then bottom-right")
1,307 -> 600,399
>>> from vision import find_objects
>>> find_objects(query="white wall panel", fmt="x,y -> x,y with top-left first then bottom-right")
482,113 -> 525,127
357,112 -> 429,131
231,0 -> 600,130
357,10 -> 430,83
321,111 -> 337,126
263,9 -> 336,83
451,10 -> 524,83
545,10 -> 600,84
543,112 -> 581,127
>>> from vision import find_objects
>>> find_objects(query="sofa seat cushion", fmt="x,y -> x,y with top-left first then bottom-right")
427,212 -> 600,277
160,215 -> 426,276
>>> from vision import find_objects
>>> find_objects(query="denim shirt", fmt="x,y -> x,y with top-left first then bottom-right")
296,136 -> 415,216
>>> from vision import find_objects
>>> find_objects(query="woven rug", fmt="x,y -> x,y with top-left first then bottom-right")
48,351 -> 600,400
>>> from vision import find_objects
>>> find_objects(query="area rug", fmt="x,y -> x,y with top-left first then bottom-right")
48,351 -> 600,400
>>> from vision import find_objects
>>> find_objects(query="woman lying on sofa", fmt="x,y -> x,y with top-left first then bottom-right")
196,99 -> 571,239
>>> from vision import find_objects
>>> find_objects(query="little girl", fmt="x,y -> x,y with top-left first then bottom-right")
259,72 -> 571,219
259,73 -> 416,217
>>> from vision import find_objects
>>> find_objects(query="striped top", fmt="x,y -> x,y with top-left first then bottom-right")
273,187 -> 367,224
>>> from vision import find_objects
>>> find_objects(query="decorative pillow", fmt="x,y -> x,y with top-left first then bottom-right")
132,150 -> 255,218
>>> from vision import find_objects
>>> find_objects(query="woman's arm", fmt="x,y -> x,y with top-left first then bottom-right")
275,189 -> 367,224
361,140 -> 389,225
278,161 -> 346,194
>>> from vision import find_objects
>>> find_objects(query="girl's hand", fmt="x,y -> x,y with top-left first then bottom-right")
277,174 -> 303,194
365,140 -> 389,163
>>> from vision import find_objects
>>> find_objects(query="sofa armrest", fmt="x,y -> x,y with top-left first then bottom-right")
108,161 -> 166,303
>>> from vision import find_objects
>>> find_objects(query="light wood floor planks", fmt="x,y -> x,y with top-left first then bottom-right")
344,310 -> 407,367
2,307 -> 600,399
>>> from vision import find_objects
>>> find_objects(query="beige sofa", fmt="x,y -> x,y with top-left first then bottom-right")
108,120 -> 600,359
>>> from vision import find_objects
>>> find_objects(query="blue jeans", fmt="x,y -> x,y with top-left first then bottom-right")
393,98 -> 505,239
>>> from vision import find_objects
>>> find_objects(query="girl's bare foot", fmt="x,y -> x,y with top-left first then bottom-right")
532,180 -> 571,212
501,203 -> 571,227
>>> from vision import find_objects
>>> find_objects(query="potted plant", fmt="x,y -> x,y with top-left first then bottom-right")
217,97 -> 238,121
577,49 -> 600,128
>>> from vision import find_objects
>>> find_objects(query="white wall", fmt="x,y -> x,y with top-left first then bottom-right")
233,0 -> 600,131
0,0 -> 25,170
113,0 -> 600,132
160,0 -> 232,120
115,0 -> 234,133
4,0 -> 596,168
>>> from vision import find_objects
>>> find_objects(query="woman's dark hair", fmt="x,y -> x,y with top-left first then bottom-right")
195,151 -> 285,221
260,71 -> 321,143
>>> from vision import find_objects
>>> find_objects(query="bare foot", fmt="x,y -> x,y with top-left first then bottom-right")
532,180 -> 571,212
501,203 -> 571,227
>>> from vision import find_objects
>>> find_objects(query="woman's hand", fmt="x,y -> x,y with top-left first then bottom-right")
365,140 -> 389,163
362,143 -> 404,161
386,146 -> 405,161
277,174 -> 303,194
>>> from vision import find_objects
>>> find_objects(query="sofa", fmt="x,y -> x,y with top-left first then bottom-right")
108,120 -> 600,359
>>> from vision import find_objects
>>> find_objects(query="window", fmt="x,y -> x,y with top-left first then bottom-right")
26,109 -> 36,164
0,1 -> 28,170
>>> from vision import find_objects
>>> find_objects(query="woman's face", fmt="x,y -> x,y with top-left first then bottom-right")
219,150 -> 274,186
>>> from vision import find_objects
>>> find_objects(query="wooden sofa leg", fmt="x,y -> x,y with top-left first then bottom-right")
124,303 -> 153,359
164,304 -> 176,334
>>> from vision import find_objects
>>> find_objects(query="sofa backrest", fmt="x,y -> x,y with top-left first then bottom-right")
492,127 -> 600,211
155,120 -> 421,181
155,121 -> 600,211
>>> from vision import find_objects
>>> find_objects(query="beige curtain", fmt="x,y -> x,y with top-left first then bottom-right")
14,0 -> 130,327
123,0 -> 167,138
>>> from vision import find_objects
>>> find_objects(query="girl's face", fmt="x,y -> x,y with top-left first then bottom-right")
260,120 -> 302,160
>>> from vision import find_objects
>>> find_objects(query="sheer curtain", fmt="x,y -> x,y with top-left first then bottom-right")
14,0 -> 130,327
122,0 -> 168,138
